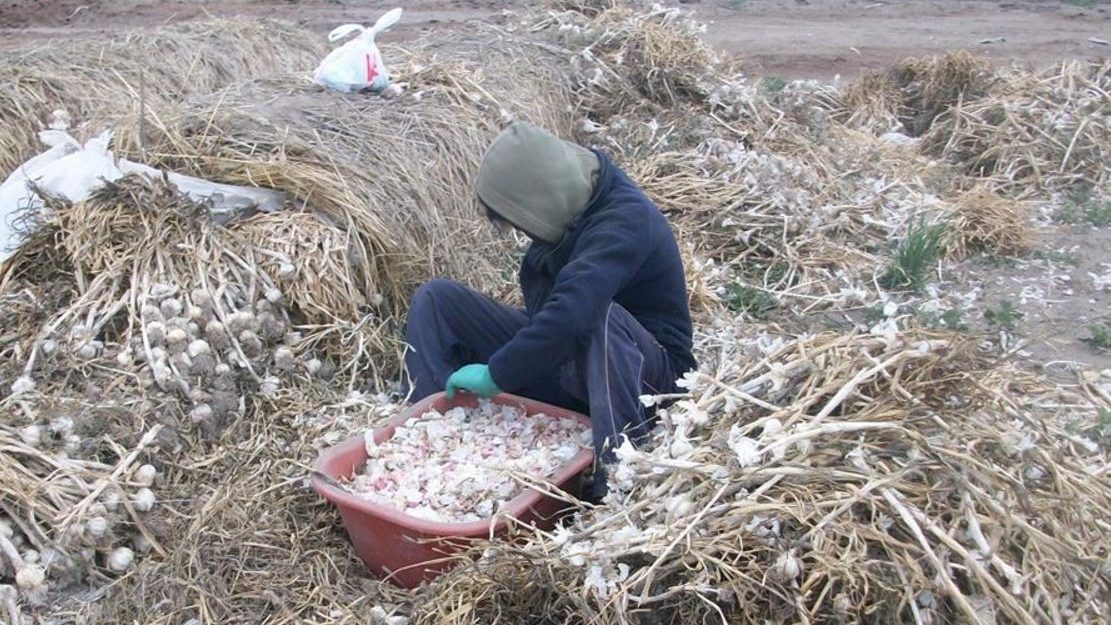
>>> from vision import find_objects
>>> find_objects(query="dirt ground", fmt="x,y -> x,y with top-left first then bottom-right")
1,0 -> 1108,80
1,0 -> 1108,373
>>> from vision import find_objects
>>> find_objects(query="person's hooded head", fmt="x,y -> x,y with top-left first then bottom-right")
476,122 -> 600,245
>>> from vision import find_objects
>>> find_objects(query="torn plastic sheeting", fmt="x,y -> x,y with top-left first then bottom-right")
0,129 -> 290,263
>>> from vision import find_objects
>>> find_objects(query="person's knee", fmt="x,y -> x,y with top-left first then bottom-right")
410,278 -> 464,310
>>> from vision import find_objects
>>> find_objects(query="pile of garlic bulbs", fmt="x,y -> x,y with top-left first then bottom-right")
345,402 -> 590,523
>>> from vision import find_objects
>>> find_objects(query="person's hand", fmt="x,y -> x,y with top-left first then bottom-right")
445,364 -> 501,399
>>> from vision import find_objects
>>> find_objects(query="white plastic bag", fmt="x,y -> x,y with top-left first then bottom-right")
0,129 -> 290,262
312,7 -> 402,94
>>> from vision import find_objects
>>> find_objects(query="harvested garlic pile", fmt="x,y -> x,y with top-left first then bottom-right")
345,402 -> 590,523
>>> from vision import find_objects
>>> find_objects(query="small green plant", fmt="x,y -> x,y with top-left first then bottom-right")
1070,409 -> 1111,450
985,300 -> 1023,332
939,308 -> 967,331
917,307 -> 967,331
882,221 -> 945,291
762,76 -> 788,95
1031,249 -> 1080,266
864,305 -> 887,326
726,283 -> 776,319
1085,323 -> 1111,351
728,0 -> 750,9
1067,0 -> 1096,8
1054,185 -> 1111,227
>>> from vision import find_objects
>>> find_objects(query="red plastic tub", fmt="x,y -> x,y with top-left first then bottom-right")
312,392 -> 594,588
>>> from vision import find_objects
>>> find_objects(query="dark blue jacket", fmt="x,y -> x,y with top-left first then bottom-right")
488,151 -> 696,392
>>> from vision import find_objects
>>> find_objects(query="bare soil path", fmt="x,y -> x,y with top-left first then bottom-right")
2,0 -> 1108,80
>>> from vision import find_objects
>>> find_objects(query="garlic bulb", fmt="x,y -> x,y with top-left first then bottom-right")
190,288 -> 213,310
133,533 -> 152,554
278,262 -> 296,279
19,425 -> 42,447
40,339 -> 57,355
116,350 -> 134,367
190,404 -> 213,423
205,320 -> 230,350
166,328 -> 188,352
134,464 -> 157,487
50,416 -> 74,435
772,550 -> 803,581
63,434 -> 81,455
264,287 -> 282,304
146,321 -> 166,346
15,564 -> 45,589
132,488 -> 156,513
22,549 -> 39,564
76,341 -> 100,360
86,516 -> 109,539
238,330 -> 262,356
187,305 -> 206,323
10,376 -> 35,396
273,346 -> 295,372
107,547 -> 134,572
306,358 -> 323,376
159,298 -> 183,320
140,304 -> 163,322
101,489 -> 122,513
187,340 -> 211,358
259,376 -> 280,397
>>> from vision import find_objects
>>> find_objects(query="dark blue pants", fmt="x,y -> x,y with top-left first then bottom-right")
404,279 -> 676,498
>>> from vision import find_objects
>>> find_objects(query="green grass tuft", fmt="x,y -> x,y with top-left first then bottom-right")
1086,323 -> 1111,351
882,221 -> 945,291
985,300 -> 1023,332
726,283 -> 777,319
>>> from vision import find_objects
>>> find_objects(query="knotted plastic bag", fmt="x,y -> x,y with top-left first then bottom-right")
313,7 -> 402,94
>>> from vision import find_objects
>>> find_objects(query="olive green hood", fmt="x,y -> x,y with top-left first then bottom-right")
475,122 -> 600,244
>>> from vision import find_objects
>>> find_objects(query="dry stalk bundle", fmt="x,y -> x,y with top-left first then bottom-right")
0,19 -> 324,176
0,411 -> 166,611
941,186 -> 1033,259
828,51 -> 994,137
533,4 -> 725,121
413,326 -> 1110,625
921,59 -> 1110,193
892,51 -> 995,135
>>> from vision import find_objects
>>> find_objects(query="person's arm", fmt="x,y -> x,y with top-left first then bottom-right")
487,210 -> 655,392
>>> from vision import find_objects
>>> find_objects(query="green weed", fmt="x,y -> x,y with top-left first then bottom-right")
1085,323 -> 1111,351
762,76 -> 788,95
1031,249 -> 1080,266
1068,409 -> 1111,450
917,307 -> 967,331
985,300 -> 1023,332
726,283 -> 776,319
882,221 -> 945,291
1067,0 -> 1096,8
1054,185 -> 1111,227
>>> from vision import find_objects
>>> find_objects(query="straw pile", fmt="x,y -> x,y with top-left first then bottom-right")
921,60 -> 1110,194
827,51 -> 994,137
412,324 -> 1111,625
0,19 -> 324,176
98,26 -> 575,325
941,187 -> 1033,259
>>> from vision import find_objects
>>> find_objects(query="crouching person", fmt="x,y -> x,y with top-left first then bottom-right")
403,122 -> 696,500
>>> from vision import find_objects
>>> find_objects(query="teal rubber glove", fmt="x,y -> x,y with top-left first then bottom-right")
445,364 -> 501,399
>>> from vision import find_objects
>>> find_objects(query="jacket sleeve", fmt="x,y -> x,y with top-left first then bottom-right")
488,210 -> 654,392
